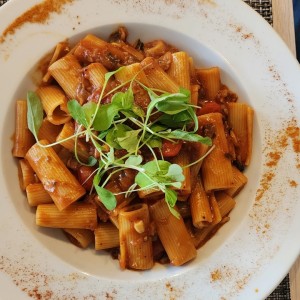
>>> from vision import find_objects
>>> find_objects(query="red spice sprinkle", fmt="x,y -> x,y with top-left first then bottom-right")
0,0 -> 73,43
255,172 -> 275,201
289,180 -> 298,188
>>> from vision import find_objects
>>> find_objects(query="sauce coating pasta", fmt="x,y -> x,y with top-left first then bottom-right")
13,26 -> 253,270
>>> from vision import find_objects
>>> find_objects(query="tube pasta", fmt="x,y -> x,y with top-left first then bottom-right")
25,140 -> 86,211
141,57 -> 179,93
18,159 -> 37,191
225,166 -> 248,197
114,63 -> 150,86
63,228 -> 94,249
192,217 -> 230,249
38,119 -> 62,152
95,222 -> 120,250
12,100 -> 35,158
56,121 -> 90,162
196,67 -> 221,100
198,113 -> 234,192
190,84 -> 200,107
150,199 -> 196,266
84,62 -> 108,88
215,191 -> 236,217
189,176 -> 212,228
209,193 -> 222,226
119,204 -> 153,270
171,145 -> 191,197
36,203 -> 97,229
189,142 -> 209,189
36,86 -> 71,125
167,51 -> 190,91
228,103 -> 254,166
42,41 -> 70,83
26,183 -> 53,206
48,54 -> 85,103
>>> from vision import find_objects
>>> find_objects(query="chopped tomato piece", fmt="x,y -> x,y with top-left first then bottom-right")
161,140 -> 182,157
198,101 -> 222,115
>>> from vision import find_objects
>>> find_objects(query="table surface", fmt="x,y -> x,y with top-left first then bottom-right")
0,0 -> 298,299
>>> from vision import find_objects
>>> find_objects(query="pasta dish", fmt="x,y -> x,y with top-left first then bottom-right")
12,26 -> 253,270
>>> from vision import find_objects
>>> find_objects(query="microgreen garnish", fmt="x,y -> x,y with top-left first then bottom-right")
27,66 -> 213,218
27,91 -> 44,141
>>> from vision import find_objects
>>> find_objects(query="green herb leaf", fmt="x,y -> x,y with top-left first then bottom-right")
144,160 -> 171,174
132,104 -> 145,118
160,129 -> 212,145
150,124 -> 168,132
156,99 -> 188,115
111,91 -> 133,110
82,102 -> 97,124
125,155 -> 143,166
93,172 -> 101,187
27,91 -> 44,140
147,136 -> 162,148
67,100 -> 88,128
106,124 -> 132,149
122,89 -> 134,109
93,103 -> 120,131
95,186 -> 117,210
158,111 -> 193,128
168,181 -> 182,189
168,205 -> 181,219
117,129 -> 141,153
135,160 -> 171,188
166,164 -> 185,182
165,188 -> 177,207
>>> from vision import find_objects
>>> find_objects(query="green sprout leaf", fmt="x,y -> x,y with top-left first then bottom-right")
165,188 -> 177,207
93,103 -> 120,131
125,155 -> 143,166
95,186 -> 117,210
27,91 -> 44,140
160,129 -> 212,145
67,99 -> 89,128
166,164 -> 185,182
82,101 -> 97,124
117,129 -> 141,153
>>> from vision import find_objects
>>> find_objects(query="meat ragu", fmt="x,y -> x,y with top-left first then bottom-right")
12,26 -> 254,271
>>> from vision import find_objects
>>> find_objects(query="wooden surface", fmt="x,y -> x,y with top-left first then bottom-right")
272,1 -> 299,299
272,0 -> 296,55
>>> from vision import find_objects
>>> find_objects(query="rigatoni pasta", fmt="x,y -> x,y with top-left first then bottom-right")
119,203 -> 153,270
150,199 -> 197,266
12,100 -> 35,158
25,140 -> 86,211
12,26 -> 253,271
36,203 -> 97,229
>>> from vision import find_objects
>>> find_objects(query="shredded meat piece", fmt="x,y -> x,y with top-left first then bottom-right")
157,51 -> 173,71
132,82 -> 151,111
200,124 -> 216,139
144,40 -> 177,58
109,26 -> 128,43
215,85 -> 238,103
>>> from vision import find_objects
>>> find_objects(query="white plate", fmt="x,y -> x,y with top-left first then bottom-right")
0,0 -> 299,299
